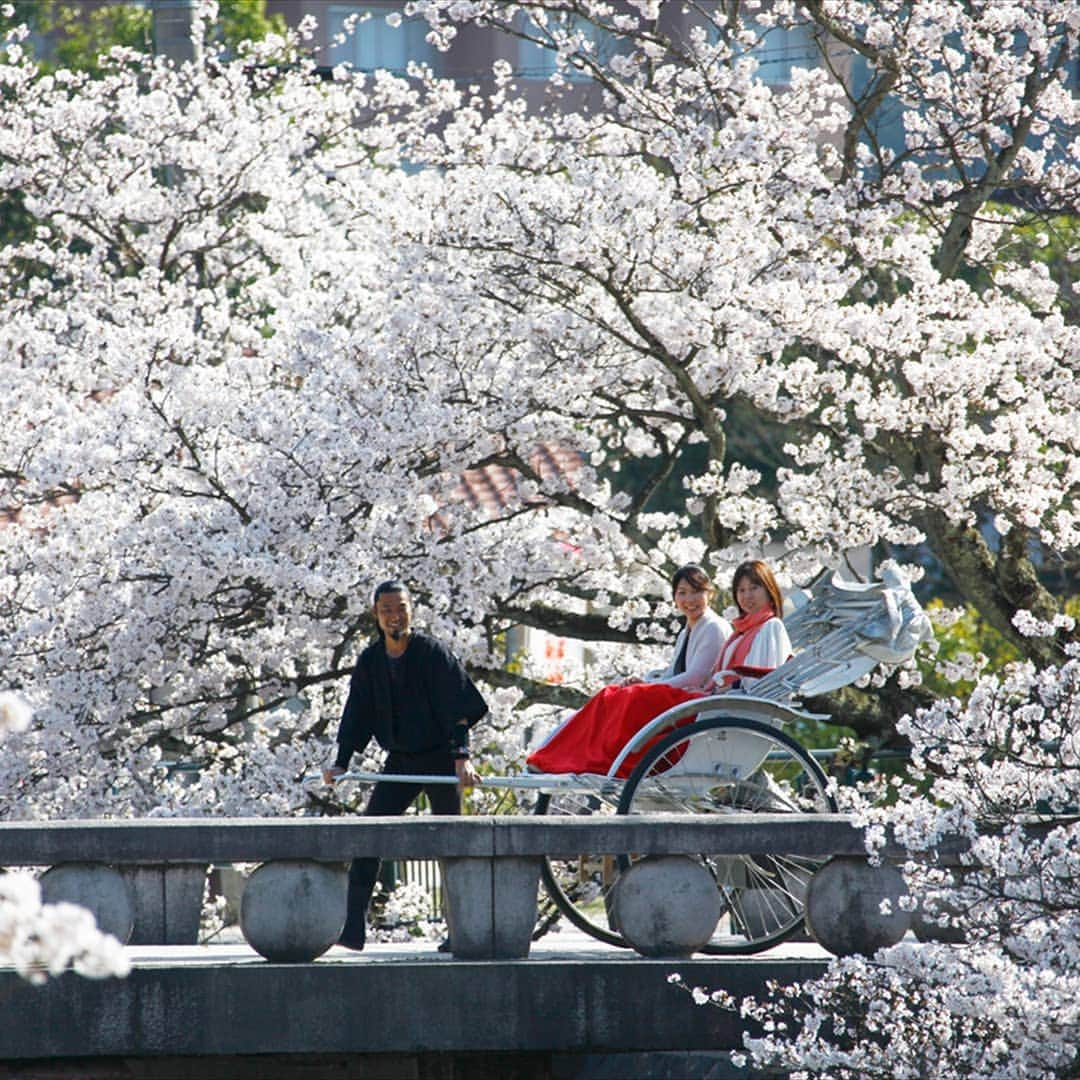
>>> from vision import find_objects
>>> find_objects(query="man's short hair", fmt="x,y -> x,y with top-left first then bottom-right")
372,579 -> 410,605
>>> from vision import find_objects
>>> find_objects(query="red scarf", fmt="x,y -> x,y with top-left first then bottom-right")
713,606 -> 776,687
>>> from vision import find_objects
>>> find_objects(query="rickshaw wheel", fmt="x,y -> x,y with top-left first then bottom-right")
616,715 -> 836,955
534,786 -> 630,948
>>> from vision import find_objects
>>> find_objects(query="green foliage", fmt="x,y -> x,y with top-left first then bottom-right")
997,210 -> 1079,271
938,203 -> 1079,312
57,4 -> 151,73
11,2 -> 152,76
4,1 -> 287,75
0,2 -> 288,250
217,0 -> 286,54
993,209 -> 1080,320
918,596 -> 1080,698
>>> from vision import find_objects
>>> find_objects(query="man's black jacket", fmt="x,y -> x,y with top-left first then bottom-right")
334,632 -> 488,769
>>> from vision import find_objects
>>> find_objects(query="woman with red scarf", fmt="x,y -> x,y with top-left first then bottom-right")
526,560 -> 790,778
711,559 -> 792,692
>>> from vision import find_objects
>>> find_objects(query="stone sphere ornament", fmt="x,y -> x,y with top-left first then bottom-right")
805,855 -> 911,956
240,860 -> 347,962
39,862 -> 135,944
611,855 -> 722,958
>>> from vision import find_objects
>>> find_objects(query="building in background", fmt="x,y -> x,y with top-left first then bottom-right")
265,1 -> 834,93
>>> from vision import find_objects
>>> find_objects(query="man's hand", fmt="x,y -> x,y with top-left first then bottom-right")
455,757 -> 480,791
321,765 -> 345,786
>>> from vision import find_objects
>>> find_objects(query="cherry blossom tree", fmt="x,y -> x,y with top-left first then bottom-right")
0,0 -> 1077,1062
0,3 -> 615,817
671,617 -> 1080,1078
0,0 -> 1075,825
403,0 -> 1078,667
420,8 -> 1077,1070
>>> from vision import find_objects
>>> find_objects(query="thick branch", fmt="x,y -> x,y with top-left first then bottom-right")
919,515 -> 1072,667
494,603 -> 654,646
804,682 -> 937,746
471,665 -> 588,710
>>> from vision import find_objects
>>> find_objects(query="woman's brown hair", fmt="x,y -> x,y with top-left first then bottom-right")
670,564 -> 714,596
731,560 -> 783,616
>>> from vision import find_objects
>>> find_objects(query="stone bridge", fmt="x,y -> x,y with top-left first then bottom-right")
0,815 -> 943,1078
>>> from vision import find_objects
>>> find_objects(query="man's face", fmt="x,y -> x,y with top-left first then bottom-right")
374,590 -> 412,641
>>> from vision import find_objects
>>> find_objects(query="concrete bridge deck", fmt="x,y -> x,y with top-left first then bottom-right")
0,928 -> 831,1078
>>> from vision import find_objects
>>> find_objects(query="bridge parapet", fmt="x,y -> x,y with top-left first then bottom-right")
1,815 -> 964,960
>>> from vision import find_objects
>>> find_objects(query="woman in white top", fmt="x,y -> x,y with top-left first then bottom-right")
527,565 -> 732,776
711,559 -> 792,692
636,576 -> 731,691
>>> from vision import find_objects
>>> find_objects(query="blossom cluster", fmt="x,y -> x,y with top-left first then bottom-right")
0,693 -> 129,982
707,656 -> 1080,1078
0,873 -> 131,984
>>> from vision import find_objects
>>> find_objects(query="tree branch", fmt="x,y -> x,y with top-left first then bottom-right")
470,664 -> 588,710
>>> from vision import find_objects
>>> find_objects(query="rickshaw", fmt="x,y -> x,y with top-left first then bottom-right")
523,566 -> 932,953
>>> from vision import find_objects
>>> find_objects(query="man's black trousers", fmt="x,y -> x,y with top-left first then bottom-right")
340,749 -> 459,947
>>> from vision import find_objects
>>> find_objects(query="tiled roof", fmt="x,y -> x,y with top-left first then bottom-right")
455,444 -> 584,518
1,446 -> 585,528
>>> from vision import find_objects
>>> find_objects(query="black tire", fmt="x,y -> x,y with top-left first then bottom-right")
615,715 -> 837,954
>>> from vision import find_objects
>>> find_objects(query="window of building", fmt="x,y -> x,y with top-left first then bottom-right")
516,13 -> 631,81
326,4 -> 434,75
749,21 -> 819,85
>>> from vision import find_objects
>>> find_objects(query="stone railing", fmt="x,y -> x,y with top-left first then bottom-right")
0,815 -> 951,961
